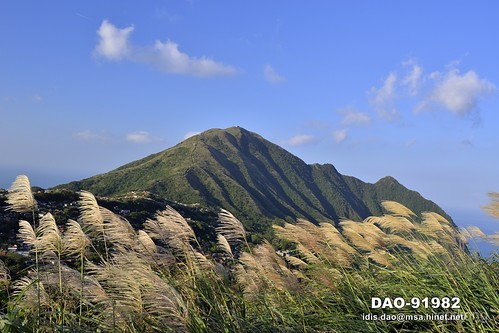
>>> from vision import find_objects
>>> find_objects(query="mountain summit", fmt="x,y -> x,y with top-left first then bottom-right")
58,127 -> 452,230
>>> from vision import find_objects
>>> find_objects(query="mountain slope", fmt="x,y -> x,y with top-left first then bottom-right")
58,126 -> 452,230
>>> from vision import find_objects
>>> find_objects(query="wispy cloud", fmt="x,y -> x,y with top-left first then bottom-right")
74,130 -> 112,142
332,129 -> 348,143
285,134 -> 316,146
263,64 -> 286,84
405,139 -> 416,148
74,130 -> 158,144
94,20 -> 236,77
337,107 -> 370,125
126,131 -> 153,143
31,94 -> 43,102
369,72 -> 399,121
402,59 -> 422,96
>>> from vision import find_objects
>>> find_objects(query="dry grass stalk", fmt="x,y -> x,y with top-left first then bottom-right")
190,250 -> 215,272
87,255 -> 148,328
274,223 -> 324,256
63,219 -> 90,256
482,192 -> 499,218
234,263 -> 261,298
487,233 -> 499,246
296,219 -> 325,241
17,220 -> 38,248
216,209 -> 247,246
381,201 -> 416,219
136,229 -> 157,254
424,212 -> 451,225
340,220 -> 386,248
217,234 -> 233,257
319,223 -> 357,258
78,191 -> 104,234
426,240 -> 448,254
340,226 -> 374,252
384,234 -> 431,260
37,213 -> 64,257
240,241 -> 298,292
368,250 -> 394,267
459,227 -> 472,240
416,213 -> 445,239
100,207 -> 137,250
143,206 -> 196,257
295,243 -> 321,264
374,215 -> 415,234
12,271 -> 49,309
307,266 -> 342,289
466,225 -> 487,239
285,255 -> 308,268
6,175 -> 37,214
141,273 -> 189,332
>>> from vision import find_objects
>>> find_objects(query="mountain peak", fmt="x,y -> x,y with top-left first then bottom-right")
56,127 -> 453,229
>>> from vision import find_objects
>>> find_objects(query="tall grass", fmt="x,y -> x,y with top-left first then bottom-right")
0,178 -> 497,332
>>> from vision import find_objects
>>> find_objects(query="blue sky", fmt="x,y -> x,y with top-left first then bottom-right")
1,1 -> 498,245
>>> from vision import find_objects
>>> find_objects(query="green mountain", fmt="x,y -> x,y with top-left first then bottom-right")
57,126 -> 452,231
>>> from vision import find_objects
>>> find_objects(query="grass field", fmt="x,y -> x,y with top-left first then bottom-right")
1,176 -> 497,332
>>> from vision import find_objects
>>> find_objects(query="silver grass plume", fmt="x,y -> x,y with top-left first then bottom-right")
482,192 -> 499,218
486,233 -> 499,246
319,223 -> 357,256
136,230 -> 157,254
12,271 -> 49,310
63,219 -> 90,256
17,220 -> 38,249
216,209 -> 247,246
88,253 -> 187,331
381,201 -> 416,219
100,207 -> 137,250
6,175 -> 37,214
78,191 -> 105,238
239,241 -> 298,292
217,234 -> 233,257
37,213 -> 64,257
466,225 -> 487,239
369,215 -> 415,234
143,206 -> 197,257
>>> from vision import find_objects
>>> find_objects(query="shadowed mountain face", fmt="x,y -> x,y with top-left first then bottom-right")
57,127 -> 452,231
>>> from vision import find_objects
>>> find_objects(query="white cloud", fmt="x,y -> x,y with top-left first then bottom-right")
94,20 -> 134,60
402,59 -> 422,95
369,60 -> 495,122
184,131 -> 201,140
332,129 -> 348,143
149,40 -> 236,77
263,64 -> 285,83
285,134 -> 316,146
337,107 -> 371,125
126,131 -> 152,143
93,20 -> 236,77
369,72 -> 399,121
428,68 -> 495,116
74,130 -> 111,142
